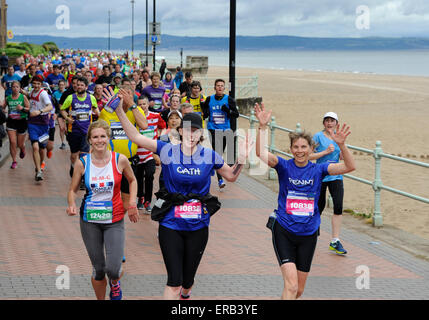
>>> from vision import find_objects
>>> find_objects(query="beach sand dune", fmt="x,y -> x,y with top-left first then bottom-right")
204,66 -> 429,240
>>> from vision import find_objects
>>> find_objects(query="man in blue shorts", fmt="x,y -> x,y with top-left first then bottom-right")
28,75 -> 53,181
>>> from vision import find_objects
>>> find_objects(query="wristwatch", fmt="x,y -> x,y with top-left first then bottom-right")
129,104 -> 137,111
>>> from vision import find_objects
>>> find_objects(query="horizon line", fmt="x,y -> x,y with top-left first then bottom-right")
11,33 -> 429,41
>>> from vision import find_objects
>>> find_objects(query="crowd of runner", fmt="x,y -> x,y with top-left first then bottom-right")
0,49 -> 355,300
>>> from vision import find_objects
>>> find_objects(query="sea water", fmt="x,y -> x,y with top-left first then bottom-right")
140,49 -> 429,77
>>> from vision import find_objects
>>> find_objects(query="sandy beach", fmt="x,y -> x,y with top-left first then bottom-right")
202,66 -> 429,240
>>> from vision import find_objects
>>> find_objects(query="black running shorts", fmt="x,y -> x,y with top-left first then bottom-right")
272,220 -> 318,273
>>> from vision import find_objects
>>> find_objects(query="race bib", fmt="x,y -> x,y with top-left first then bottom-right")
110,122 -> 127,140
76,111 -> 90,121
174,200 -> 202,219
153,100 -> 163,111
38,133 -> 49,144
85,201 -> 113,224
9,110 -> 21,120
140,128 -> 155,139
104,94 -> 121,113
213,111 -> 225,125
286,191 -> 315,217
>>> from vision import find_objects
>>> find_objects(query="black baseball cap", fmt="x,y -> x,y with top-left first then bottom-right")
181,112 -> 202,129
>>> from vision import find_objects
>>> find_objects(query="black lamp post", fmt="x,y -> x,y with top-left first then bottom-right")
131,0 -> 135,56
108,10 -> 111,51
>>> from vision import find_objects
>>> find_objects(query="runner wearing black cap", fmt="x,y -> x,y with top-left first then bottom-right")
103,88 -> 252,300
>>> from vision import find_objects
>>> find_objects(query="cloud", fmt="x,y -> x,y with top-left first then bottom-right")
7,0 -> 429,38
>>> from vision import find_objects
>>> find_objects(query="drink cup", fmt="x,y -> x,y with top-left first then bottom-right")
104,94 -> 121,113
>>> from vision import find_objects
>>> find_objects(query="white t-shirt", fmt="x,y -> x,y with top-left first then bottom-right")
30,89 -> 51,113
15,70 -> 26,78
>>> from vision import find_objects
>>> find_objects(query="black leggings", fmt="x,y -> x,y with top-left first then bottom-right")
158,224 -> 209,288
318,179 -> 344,215
135,159 -> 156,203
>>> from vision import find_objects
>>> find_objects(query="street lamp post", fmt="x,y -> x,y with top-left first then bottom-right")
229,0 -> 236,99
145,0 -> 148,67
131,0 -> 135,57
229,0 -> 237,162
108,9 -> 111,51
152,0 -> 156,71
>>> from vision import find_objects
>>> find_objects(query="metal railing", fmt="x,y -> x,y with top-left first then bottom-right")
239,110 -> 429,227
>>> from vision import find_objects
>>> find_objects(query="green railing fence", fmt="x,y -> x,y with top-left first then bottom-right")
239,110 -> 429,227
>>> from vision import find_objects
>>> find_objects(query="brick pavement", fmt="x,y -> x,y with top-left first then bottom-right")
0,133 -> 429,300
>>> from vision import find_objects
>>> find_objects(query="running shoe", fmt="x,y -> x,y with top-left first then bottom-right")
109,280 -> 122,300
41,161 -> 46,171
180,288 -> 191,300
35,170 -> 43,181
122,256 -> 126,263
144,201 -> 152,214
329,240 -> 348,255
218,178 -> 226,189
137,197 -> 144,210
10,161 -> 17,169
59,143 -> 66,150
19,149 -> 26,159
47,150 -> 53,159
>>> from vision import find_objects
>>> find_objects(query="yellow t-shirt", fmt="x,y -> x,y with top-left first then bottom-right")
99,106 -> 146,159
181,94 -> 206,127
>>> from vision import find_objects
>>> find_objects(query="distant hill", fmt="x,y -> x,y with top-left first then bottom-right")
12,34 -> 429,51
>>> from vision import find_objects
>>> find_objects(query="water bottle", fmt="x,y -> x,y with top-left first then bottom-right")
266,211 -> 277,230
103,93 -> 121,113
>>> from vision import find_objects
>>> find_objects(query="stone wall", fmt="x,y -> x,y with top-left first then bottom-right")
236,97 -> 262,115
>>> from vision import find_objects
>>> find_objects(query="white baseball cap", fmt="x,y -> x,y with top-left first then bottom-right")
323,112 -> 338,121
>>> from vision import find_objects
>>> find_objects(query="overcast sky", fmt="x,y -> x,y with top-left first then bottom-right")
7,0 -> 429,38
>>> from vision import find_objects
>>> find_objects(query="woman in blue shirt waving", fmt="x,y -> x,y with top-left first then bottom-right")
104,87 -> 251,300
254,103 -> 355,300
309,112 -> 348,255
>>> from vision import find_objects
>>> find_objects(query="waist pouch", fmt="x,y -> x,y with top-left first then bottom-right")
128,155 -> 140,166
151,189 -> 221,222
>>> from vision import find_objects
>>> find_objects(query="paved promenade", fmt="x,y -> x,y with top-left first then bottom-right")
0,135 -> 429,300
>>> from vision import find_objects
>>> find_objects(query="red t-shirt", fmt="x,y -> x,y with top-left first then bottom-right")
137,111 -> 166,163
